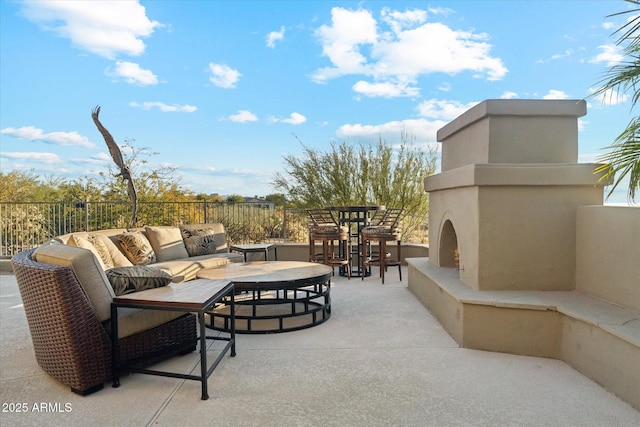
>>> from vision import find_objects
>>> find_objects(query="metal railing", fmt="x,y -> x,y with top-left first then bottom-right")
0,201 -> 428,257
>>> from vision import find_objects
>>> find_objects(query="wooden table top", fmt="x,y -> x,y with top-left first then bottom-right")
113,278 -> 233,310
197,261 -> 333,290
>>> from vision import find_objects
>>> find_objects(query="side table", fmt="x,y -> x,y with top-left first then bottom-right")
111,279 -> 236,400
230,243 -> 278,262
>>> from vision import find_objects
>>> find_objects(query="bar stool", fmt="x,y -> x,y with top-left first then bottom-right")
307,208 -> 351,279
361,207 -> 403,284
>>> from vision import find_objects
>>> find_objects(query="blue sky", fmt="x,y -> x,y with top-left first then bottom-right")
0,0 -> 634,203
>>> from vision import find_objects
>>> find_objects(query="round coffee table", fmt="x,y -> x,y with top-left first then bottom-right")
196,261 -> 333,334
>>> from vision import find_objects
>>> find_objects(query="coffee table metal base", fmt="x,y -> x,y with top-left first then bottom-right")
208,281 -> 330,334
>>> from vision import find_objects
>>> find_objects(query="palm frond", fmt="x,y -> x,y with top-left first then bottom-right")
595,116 -> 640,201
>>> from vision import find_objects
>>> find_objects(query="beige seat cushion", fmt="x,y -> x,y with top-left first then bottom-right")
151,253 -> 242,282
114,307 -> 186,339
33,244 -> 115,322
311,224 -> 348,234
145,226 -> 189,262
362,226 -> 401,239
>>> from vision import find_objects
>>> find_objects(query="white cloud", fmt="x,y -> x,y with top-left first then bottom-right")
20,0 -> 160,59
551,49 -> 574,60
129,101 -> 197,112
0,126 -> 95,148
312,7 -> 507,96
602,22 -> 615,30
111,61 -> 158,85
500,91 -> 518,99
0,151 -> 63,164
427,6 -> 454,17
266,26 -> 285,48
279,112 -> 307,125
417,99 -> 478,120
590,44 -> 624,67
337,118 -> 446,141
437,82 -> 452,92
578,119 -> 587,132
94,152 -> 111,162
208,63 -> 241,88
70,153 -> 111,166
589,88 -> 629,106
352,80 -> 419,97
228,110 -> 258,123
313,7 -> 378,82
543,90 -> 570,100
380,7 -> 427,34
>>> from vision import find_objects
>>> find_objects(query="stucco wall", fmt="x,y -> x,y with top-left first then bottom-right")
438,99 -> 585,171
476,185 -> 603,291
576,206 -> 640,311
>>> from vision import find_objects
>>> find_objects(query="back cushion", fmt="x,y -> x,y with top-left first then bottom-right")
33,244 -> 115,322
55,231 -> 88,245
68,234 -> 111,270
145,226 -> 189,262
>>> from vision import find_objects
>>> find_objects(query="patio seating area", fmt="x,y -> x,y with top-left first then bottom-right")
1,268 -> 638,426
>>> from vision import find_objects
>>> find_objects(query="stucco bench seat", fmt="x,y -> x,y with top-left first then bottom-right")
407,257 -> 640,409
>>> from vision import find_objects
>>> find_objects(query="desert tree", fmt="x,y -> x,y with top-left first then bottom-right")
273,132 -> 438,240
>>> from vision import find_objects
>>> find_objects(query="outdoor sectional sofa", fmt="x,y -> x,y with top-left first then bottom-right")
11,223 -> 243,395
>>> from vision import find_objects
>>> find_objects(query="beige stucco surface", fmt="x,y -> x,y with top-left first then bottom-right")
576,206 -> 640,311
438,99 -> 586,171
427,183 -> 605,291
412,99 -> 639,410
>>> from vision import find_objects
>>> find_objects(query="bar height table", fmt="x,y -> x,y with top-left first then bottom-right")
111,279 -> 236,400
326,205 -> 385,277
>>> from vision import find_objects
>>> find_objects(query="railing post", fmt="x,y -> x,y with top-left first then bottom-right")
203,199 -> 208,223
283,206 -> 288,242
84,201 -> 89,232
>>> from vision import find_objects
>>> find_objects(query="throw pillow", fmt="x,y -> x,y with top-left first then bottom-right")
68,234 -> 110,270
105,266 -> 172,296
86,234 -> 116,269
89,233 -> 133,267
117,231 -> 156,265
145,226 -> 189,262
180,228 -> 218,257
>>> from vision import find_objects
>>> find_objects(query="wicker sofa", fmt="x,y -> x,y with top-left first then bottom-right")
11,223 -> 242,395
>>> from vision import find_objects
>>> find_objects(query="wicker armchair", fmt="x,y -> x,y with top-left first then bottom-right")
11,249 -> 196,395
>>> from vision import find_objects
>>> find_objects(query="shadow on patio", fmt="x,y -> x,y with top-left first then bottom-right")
1,268 -> 638,426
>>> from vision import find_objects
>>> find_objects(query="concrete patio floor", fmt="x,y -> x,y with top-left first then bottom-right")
1,267 -> 639,427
